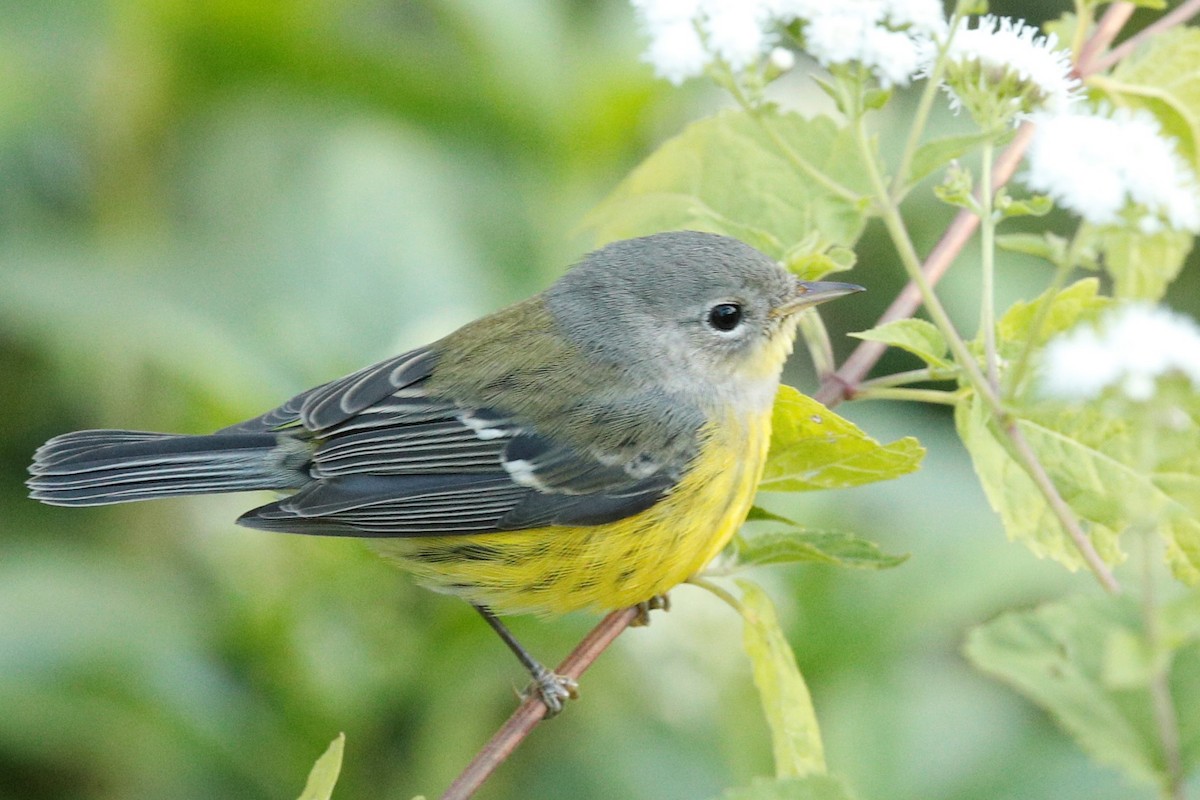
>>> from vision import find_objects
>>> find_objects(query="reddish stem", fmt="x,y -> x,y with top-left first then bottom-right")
441,607 -> 640,800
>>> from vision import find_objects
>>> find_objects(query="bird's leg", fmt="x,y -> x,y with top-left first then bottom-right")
472,604 -> 578,717
630,593 -> 671,627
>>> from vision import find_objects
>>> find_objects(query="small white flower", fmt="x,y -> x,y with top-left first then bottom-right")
633,0 -> 708,84
1041,305 -> 1200,402
630,0 -> 945,88
864,25 -> 926,88
800,1 -> 944,88
767,46 -> 796,73
703,0 -> 773,72
644,19 -> 709,84
802,9 -> 878,69
633,0 -> 778,83
884,0 -> 948,35
1024,108 -> 1200,232
931,16 -> 1079,123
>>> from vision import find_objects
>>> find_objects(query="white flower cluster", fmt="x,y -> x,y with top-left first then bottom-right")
632,2 -> 1200,234
1023,108 -> 1200,233
631,0 -> 946,87
1041,305 -> 1200,402
933,16 -> 1079,121
800,1 -> 946,89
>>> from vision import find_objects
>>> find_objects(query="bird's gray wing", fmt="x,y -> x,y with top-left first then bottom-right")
235,384 -> 699,537
217,346 -> 440,434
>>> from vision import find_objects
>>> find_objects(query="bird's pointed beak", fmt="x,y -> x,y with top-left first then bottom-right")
772,279 -> 865,317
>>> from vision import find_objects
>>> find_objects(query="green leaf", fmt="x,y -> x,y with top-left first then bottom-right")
780,233 -> 858,281
988,280 -> 1200,581
954,396 -> 1121,572
737,580 -> 826,779
580,109 -> 871,260
955,395 -> 1200,583
761,386 -> 925,492
785,245 -> 858,281
995,191 -> 1052,219
907,131 -> 993,187
1102,628 -> 1158,690
733,528 -> 908,570
296,733 -> 345,800
932,161 -> 978,212
746,505 -> 802,524
717,775 -> 857,800
1108,27 -> 1200,165
964,595 -> 1194,788
1088,225 -> 1194,301
995,232 -> 1070,266
863,86 -> 893,111
1163,589 -> 1200,649
849,318 -> 951,369
996,277 -> 1108,351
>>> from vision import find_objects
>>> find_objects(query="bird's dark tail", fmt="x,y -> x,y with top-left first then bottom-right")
28,430 -> 311,507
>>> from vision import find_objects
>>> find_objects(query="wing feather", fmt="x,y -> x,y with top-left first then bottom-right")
228,346 -> 699,538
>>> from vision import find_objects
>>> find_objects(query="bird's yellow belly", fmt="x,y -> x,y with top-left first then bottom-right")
374,410 -> 771,616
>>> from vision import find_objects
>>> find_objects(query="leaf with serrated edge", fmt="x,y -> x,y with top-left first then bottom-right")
581,109 -> 870,259
761,386 -> 924,492
737,581 -> 826,779
850,318 -> 950,369
957,395 -> 1200,582
296,734 -> 345,800
997,278 -> 1108,351
965,596 -> 1173,787
907,131 -> 994,188
985,280 -> 1200,580
996,232 -> 1068,265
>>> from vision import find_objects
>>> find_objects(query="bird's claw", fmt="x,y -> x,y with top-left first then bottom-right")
521,666 -> 579,718
631,593 -> 671,627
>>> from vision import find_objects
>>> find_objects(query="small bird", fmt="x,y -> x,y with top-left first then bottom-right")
28,231 -> 861,713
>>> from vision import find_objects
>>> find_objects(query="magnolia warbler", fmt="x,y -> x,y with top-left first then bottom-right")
28,231 -> 861,712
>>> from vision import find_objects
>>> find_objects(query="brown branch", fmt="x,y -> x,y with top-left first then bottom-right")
1076,2 -> 1137,76
441,607 -> 640,800
1090,0 -> 1200,74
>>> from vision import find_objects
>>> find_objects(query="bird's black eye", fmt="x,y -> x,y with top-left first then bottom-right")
707,302 -> 744,332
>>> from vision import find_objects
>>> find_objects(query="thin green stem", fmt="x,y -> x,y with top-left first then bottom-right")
850,94 -> 1120,594
797,308 -> 836,381
851,109 -> 1000,416
889,2 -> 967,199
854,387 -> 962,405
688,575 -> 744,613
978,138 -> 999,390
857,367 -> 957,390
1007,229 -> 1084,396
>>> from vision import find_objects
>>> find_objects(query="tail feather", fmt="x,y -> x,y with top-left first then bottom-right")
28,430 -> 311,507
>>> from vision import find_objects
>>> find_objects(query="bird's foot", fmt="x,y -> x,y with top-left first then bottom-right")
631,593 -> 671,627
521,665 -> 579,718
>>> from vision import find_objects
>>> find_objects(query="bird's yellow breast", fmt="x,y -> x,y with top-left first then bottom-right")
374,407 -> 772,616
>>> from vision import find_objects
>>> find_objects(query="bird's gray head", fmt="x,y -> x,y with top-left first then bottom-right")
546,231 -> 861,404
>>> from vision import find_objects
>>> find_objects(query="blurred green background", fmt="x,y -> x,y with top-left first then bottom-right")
3,1 -> 1198,799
